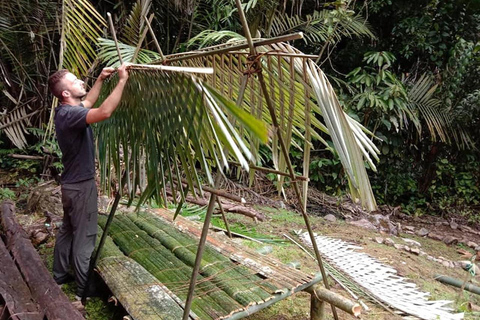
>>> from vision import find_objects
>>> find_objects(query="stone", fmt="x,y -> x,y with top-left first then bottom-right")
428,232 -> 444,241
404,245 -> 411,252
402,238 -> 421,247
442,261 -> 451,268
404,226 -> 415,232
375,237 -> 384,244
443,236 -> 459,245
394,244 -> 404,250
435,222 -> 443,227
410,247 -> 420,255
450,221 -> 459,230
348,219 -> 376,230
416,228 -> 430,237
419,250 -> 427,256
475,246 -> 480,252
384,238 -> 395,246
369,214 -> 398,235
324,214 -> 337,223
467,241 -> 478,249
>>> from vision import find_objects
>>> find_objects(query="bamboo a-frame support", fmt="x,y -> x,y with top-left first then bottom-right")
93,3 -> 354,319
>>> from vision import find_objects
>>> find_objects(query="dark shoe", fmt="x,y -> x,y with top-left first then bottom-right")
55,273 -> 75,285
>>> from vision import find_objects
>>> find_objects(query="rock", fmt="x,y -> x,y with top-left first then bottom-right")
384,238 -> 395,246
442,261 -> 451,268
404,245 -> 411,252
369,214 -> 398,235
402,238 -> 421,247
324,214 -> 337,223
410,247 -> 420,255
426,255 -> 434,261
394,244 -> 404,250
475,246 -> 480,252
419,250 -> 427,256
348,219 -> 376,230
428,232 -> 444,241
467,241 -> 478,249
404,226 -> 415,232
435,222 -> 443,227
443,236 -> 459,245
375,237 -> 384,244
416,228 -> 430,237
450,221 -> 459,230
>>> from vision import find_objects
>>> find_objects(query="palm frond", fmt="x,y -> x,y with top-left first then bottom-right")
267,9 -> 375,45
0,103 -> 34,149
97,38 -> 161,67
95,68 -> 268,206
61,0 -> 105,77
165,41 -> 379,210
187,30 -> 245,49
120,0 -> 152,46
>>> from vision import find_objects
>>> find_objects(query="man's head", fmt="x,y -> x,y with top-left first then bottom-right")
48,70 -> 86,102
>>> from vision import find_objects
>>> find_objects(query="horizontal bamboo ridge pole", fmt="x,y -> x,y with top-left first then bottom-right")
164,33 -> 304,63
127,63 -> 214,74
173,176 -> 246,203
98,215 -> 245,318
306,284 -> 362,317
127,214 -> 277,301
228,51 -> 319,59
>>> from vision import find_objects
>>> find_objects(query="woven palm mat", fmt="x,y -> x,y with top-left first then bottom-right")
300,233 -> 464,320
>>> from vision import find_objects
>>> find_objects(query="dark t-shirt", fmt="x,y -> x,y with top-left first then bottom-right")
54,103 -> 95,184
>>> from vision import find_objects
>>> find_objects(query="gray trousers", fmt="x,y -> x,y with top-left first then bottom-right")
53,178 -> 98,296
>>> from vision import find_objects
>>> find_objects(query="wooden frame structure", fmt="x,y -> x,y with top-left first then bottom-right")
87,2 -> 364,319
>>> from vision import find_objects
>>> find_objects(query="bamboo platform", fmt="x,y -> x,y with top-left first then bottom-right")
95,208 -> 323,320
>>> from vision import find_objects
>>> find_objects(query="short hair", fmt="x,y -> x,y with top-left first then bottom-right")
48,69 -> 69,99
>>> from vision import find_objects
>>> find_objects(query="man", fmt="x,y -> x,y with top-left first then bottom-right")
47,63 -> 129,299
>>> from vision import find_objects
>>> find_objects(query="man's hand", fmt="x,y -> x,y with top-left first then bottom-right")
99,67 -> 115,81
117,63 -> 129,81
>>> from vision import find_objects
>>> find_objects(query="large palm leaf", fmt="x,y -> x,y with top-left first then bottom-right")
161,41 -> 379,211
97,36 -> 379,210
95,67 -> 268,206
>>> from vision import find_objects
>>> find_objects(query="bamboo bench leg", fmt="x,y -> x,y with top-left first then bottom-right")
310,293 -> 326,320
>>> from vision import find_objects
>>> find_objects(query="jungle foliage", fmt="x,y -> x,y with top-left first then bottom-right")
0,0 -> 479,217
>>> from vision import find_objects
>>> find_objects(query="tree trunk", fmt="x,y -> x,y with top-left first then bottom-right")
0,200 -> 85,320
0,237 -> 43,320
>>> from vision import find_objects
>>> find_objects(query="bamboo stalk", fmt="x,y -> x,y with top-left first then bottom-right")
143,14 -> 165,61
233,1 -> 338,318
228,51 -> 318,59
173,177 -> 246,203
107,13 -> 123,64
131,14 -> 154,63
164,33 -> 304,63
128,63 -> 213,74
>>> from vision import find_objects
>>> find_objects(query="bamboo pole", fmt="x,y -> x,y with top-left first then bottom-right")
164,33 -> 304,63
107,13 -> 123,64
143,14 -> 165,61
233,1 -> 338,319
128,63 -> 213,74
229,51 -> 318,59
182,192 -> 218,320
435,275 -> 480,295
216,198 -> 233,238
173,177 -> 246,203
82,172 -> 125,304
310,295 -> 326,320
131,14 -> 154,63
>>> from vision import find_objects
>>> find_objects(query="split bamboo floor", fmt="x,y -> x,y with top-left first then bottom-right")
95,208 -> 323,320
